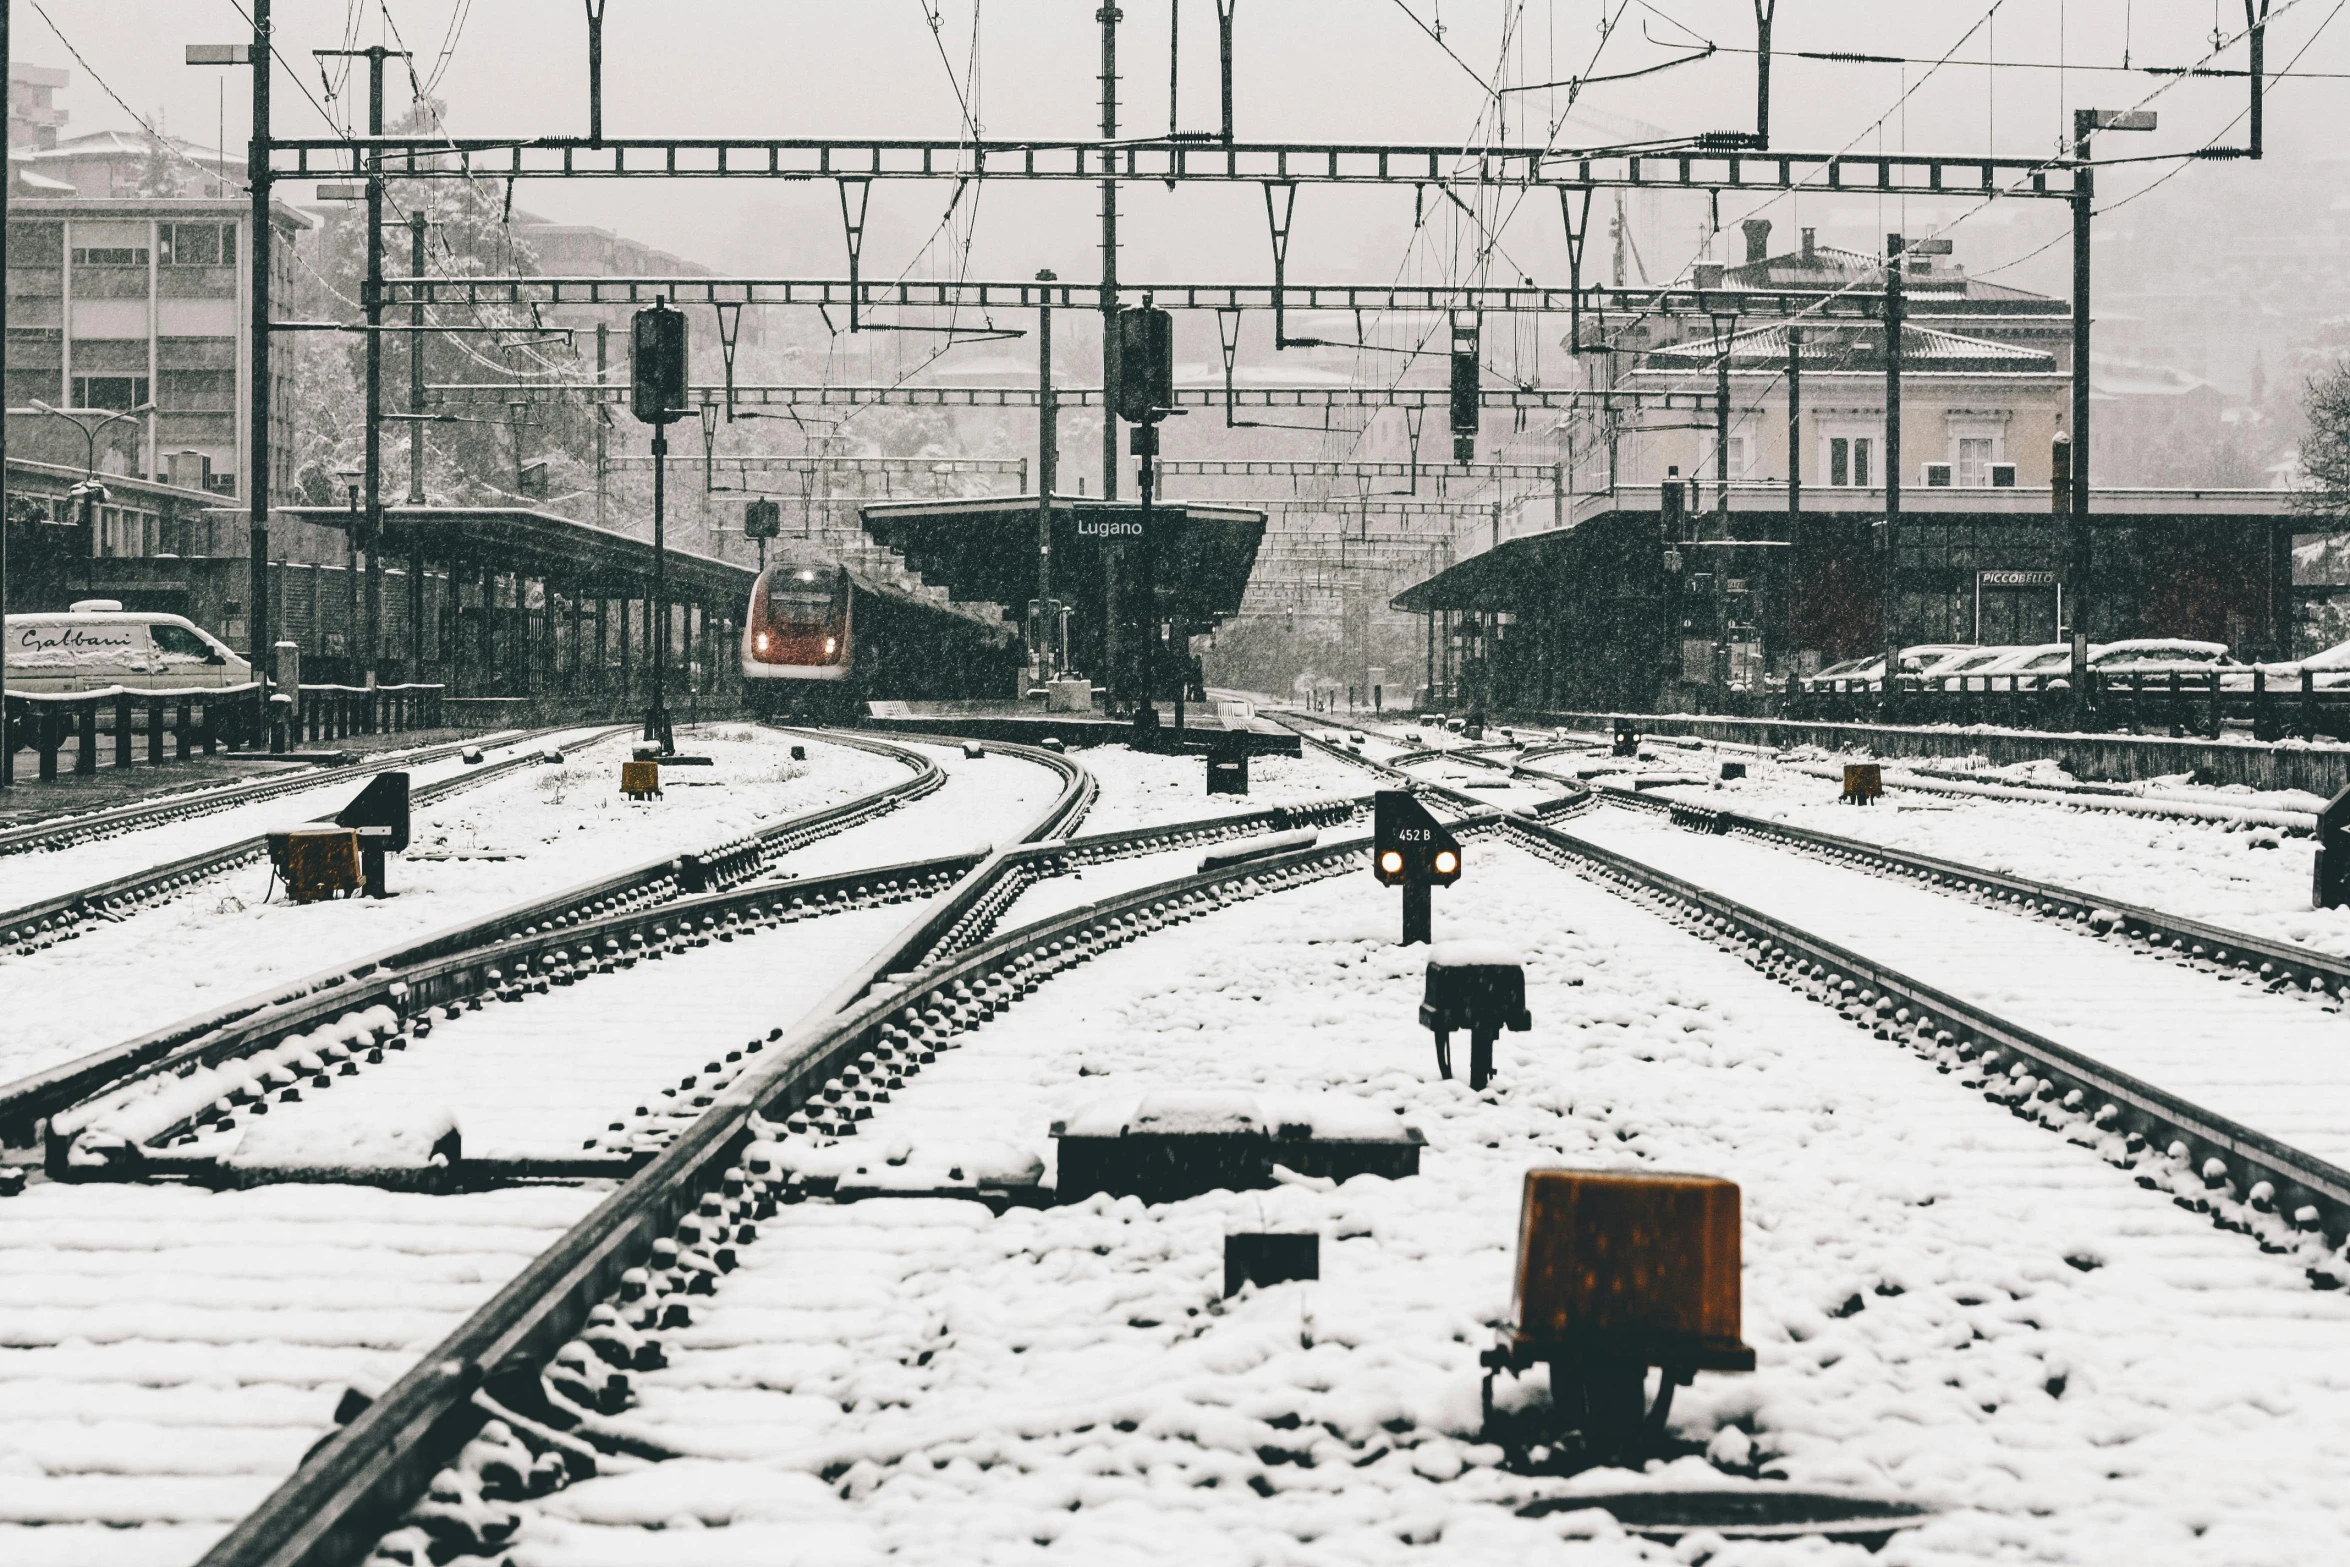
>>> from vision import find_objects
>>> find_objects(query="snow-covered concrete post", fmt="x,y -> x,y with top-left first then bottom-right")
2315,785 -> 2350,910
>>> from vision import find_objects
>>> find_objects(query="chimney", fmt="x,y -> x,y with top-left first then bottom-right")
1741,218 -> 1772,266
1800,227 -> 1816,263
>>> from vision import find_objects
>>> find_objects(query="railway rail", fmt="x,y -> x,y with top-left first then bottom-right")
1327,715 -> 2350,1006
0,727 -> 946,1144
0,726 -> 582,858
1295,709 -> 2350,1266
30,712 -> 2350,1564
0,729 -> 632,960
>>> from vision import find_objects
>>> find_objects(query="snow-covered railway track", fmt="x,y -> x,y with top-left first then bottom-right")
1289,712 -> 2350,1272
38,774 -> 1361,1187
91,720 -> 2350,1564
0,726 -> 587,859
235,782 -> 2350,1564
0,728 -> 946,1145
190,799 -> 1502,1566
1511,808 -> 2350,1258
0,736 -> 1099,1566
1562,772 -> 2350,1002
0,730 -> 631,961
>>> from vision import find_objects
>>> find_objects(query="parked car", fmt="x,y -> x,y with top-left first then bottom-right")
1916,645 -> 2030,688
3,603 -> 252,695
2230,639 -> 2350,691
1799,644 -> 1975,692
1969,639 -> 2244,693
2085,638 -> 2239,678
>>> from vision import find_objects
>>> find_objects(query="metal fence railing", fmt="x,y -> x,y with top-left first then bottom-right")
1782,668 -> 2338,741
2,683 -> 447,781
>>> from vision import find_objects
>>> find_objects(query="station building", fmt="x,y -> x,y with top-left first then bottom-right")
1398,221 -> 2300,713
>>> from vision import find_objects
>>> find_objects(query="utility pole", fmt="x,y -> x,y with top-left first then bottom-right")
1099,5 -> 1123,710
406,214 -> 426,680
2,0 -> 11,785
363,48 -> 386,683
1036,268 -> 1057,680
314,44 -> 407,684
1785,326 -> 1801,524
1714,327 -> 1732,694
247,0 -> 273,708
406,213 -> 426,504
2072,118 -> 2093,712
2067,108 -> 2154,721
1099,7 -> 1121,504
1881,233 -> 1904,716
595,322 -> 609,529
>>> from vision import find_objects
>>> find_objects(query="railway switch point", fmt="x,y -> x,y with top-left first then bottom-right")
266,826 -> 365,903
1841,763 -> 1884,805
2315,786 -> 2350,909
621,761 -> 662,800
1224,1232 -> 1320,1296
1421,944 -> 1531,1088
460,747 -> 484,765
1374,790 -> 1462,945
1482,1170 -> 1755,1466
538,747 -> 566,764
962,741 -> 986,759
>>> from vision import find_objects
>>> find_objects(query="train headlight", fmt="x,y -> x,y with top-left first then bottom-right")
754,632 -> 770,653
1433,849 -> 1459,875
824,637 -> 837,655
1379,850 -> 1404,875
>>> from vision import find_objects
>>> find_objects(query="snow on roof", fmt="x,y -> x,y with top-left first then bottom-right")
1643,320 -> 2054,371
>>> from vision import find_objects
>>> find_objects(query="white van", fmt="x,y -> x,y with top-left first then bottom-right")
3,601 -> 252,694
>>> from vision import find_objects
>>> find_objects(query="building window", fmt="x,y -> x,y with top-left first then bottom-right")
159,222 -> 234,267
1828,436 -> 1873,487
72,376 -> 149,411
1705,434 -> 1750,482
70,244 -> 149,267
1956,436 -> 1998,487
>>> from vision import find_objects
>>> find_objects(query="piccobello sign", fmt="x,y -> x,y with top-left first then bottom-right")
1978,569 -> 2056,588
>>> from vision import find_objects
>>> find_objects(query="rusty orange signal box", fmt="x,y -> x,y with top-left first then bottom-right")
1480,1169 -> 1754,1461
1486,1168 -> 1754,1379
620,760 -> 661,800
1841,763 -> 1883,805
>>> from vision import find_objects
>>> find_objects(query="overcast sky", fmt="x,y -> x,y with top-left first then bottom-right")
19,1 -> 2347,297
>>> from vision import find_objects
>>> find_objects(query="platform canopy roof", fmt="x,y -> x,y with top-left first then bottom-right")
1391,529 -> 1578,615
279,504 -> 757,605
859,495 -> 1267,631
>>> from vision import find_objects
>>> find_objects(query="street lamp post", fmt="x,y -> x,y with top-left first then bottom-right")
28,400 -> 156,568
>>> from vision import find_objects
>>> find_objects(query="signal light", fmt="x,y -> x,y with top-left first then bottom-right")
1114,306 -> 1176,424
1373,790 -> 1462,945
630,303 -> 688,426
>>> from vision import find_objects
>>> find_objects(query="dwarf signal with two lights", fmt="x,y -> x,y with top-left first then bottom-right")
1373,790 -> 1461,944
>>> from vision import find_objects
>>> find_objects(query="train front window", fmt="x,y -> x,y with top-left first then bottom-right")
765,574 -> 839,626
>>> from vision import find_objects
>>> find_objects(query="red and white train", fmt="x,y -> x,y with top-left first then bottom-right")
740,551 -> 1020,718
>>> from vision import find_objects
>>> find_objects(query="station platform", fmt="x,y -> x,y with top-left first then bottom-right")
856,700 -> 1301,756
